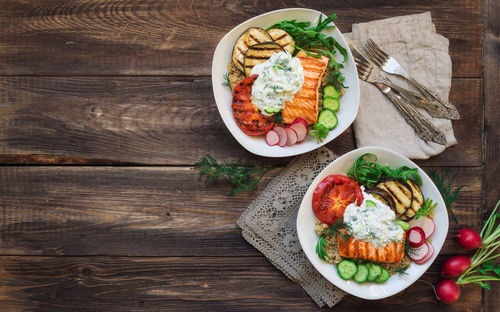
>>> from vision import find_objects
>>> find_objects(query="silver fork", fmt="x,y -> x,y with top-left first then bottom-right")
363,38 -> 460,120
348,39 -> 447,145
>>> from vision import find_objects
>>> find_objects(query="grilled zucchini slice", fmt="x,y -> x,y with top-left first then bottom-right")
243,42 -> 284,76
267,28 -> 295,55
232,27 -> 273,73
404,179 -> 425,220
376,178 -> 414,219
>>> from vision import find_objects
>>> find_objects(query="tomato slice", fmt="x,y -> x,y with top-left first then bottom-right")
312,175 -> 363,225
232,74 -> 274,136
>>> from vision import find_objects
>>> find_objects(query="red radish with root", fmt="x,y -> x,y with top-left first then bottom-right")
441,255 -> 471,277
455,228 -> 482,249
435,279 -> 461,303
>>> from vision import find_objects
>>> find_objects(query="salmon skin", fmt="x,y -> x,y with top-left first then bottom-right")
232,74 -> 274,136
282,51 -> 329,125
338,234 -> 406,263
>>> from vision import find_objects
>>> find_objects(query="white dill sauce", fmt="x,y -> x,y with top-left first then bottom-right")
250,52 -> 304,116
343,189 -> 404,248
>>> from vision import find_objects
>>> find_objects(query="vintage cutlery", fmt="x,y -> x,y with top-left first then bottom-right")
348,39 -> 447,145
363,38 -> 460,120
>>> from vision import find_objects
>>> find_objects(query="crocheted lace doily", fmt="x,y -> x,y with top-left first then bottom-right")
237,147 -> 344,308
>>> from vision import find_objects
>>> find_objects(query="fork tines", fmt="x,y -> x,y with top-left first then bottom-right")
363,39 -> 388,68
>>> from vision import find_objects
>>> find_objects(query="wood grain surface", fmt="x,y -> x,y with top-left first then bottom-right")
0,166 -> 481,257
0,255 -> 482,312
0,0 -> 496,311
0,0 -> 481,77
0,77 -> 481,165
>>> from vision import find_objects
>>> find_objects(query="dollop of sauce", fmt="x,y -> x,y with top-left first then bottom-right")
250,52 -> 304,116
343,189 -> 404,248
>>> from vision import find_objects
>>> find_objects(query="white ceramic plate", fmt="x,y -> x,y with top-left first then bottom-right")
211,8 -> 359,157
297,146 -> 448,300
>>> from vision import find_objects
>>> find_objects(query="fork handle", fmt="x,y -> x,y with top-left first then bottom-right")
407,77 -> 460,120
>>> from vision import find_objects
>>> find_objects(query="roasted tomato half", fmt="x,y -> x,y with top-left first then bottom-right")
312,175 -> 364,225
232,74 -> 274,136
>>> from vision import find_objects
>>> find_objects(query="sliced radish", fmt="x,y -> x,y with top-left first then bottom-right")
273,127 -> 288,147
289,123 -> 308,142
409,241 -> 429,262
414,242 -> 434,264
285,127 -> 298,146
265,130 -> 279,146
409,216 -> 435,239
407,226 -> 426,248
291,118 -> 308,128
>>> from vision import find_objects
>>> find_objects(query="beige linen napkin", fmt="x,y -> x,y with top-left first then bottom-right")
347,12 -> 457,159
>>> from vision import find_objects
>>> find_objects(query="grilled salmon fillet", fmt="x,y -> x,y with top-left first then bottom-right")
338,234 -> 406,263
282,51 -> 329,125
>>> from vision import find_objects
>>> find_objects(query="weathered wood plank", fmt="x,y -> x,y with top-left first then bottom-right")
0,255 -> 481,312
0,0 -> 481,77
483,0 -> 500,310
0,166 -> 481,256
0,76 -> 480,165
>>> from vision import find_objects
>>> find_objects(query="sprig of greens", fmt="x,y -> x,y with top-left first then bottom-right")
429,169 -> 463,223
222,72 -> 231,89
308,123 -> 330,143
457,200 -> 500,289
414,198 -> 438,219
346,153 -> 423,188
195,155 -> 273,196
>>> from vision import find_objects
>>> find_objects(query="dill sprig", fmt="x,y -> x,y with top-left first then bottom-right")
414,198 -> 438,219
404,239 -> 419,259
222,72 -> 231,89
429,169 -> 463,223
195,155 -> 273,196
393,265 -> 410,276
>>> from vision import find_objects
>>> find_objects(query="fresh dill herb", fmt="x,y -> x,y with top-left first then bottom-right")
429,169 -> 463,223
195,155 -> 273,196
222,72 -> 231,89
273,111 -> 283,123
404,239 -> 418,259
414,198 -> 438,219
393,265 -> 410,276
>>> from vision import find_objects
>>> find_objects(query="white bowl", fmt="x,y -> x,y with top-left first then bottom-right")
211,8 -> 359,157
297,146 -> 448,300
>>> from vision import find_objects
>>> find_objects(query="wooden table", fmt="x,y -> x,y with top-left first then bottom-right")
0,0 -> 498,311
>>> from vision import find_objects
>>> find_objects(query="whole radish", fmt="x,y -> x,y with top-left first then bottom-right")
435,279 -> 461,303
456,227 -> 482,249
441,255 -> 471,277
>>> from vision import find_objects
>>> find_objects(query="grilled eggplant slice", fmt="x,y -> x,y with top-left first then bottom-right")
267,28 -> 295,55
243,42 -> 284,76
376,178 -> 414,220
404,179 -> 425,220
366,188 -> 397,213
232,27 -> 273,73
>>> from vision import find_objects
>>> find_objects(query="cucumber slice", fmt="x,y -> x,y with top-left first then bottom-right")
353,264 -> 369,283
367,264 -> 382,282
375,267 -> 391,283
323,85 -> 340,99
317,109 -> 338,130
323,97 -> 340,112
337,260 -> 357,280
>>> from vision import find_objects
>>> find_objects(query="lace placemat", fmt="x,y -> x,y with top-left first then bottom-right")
237,147 -> 343,308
